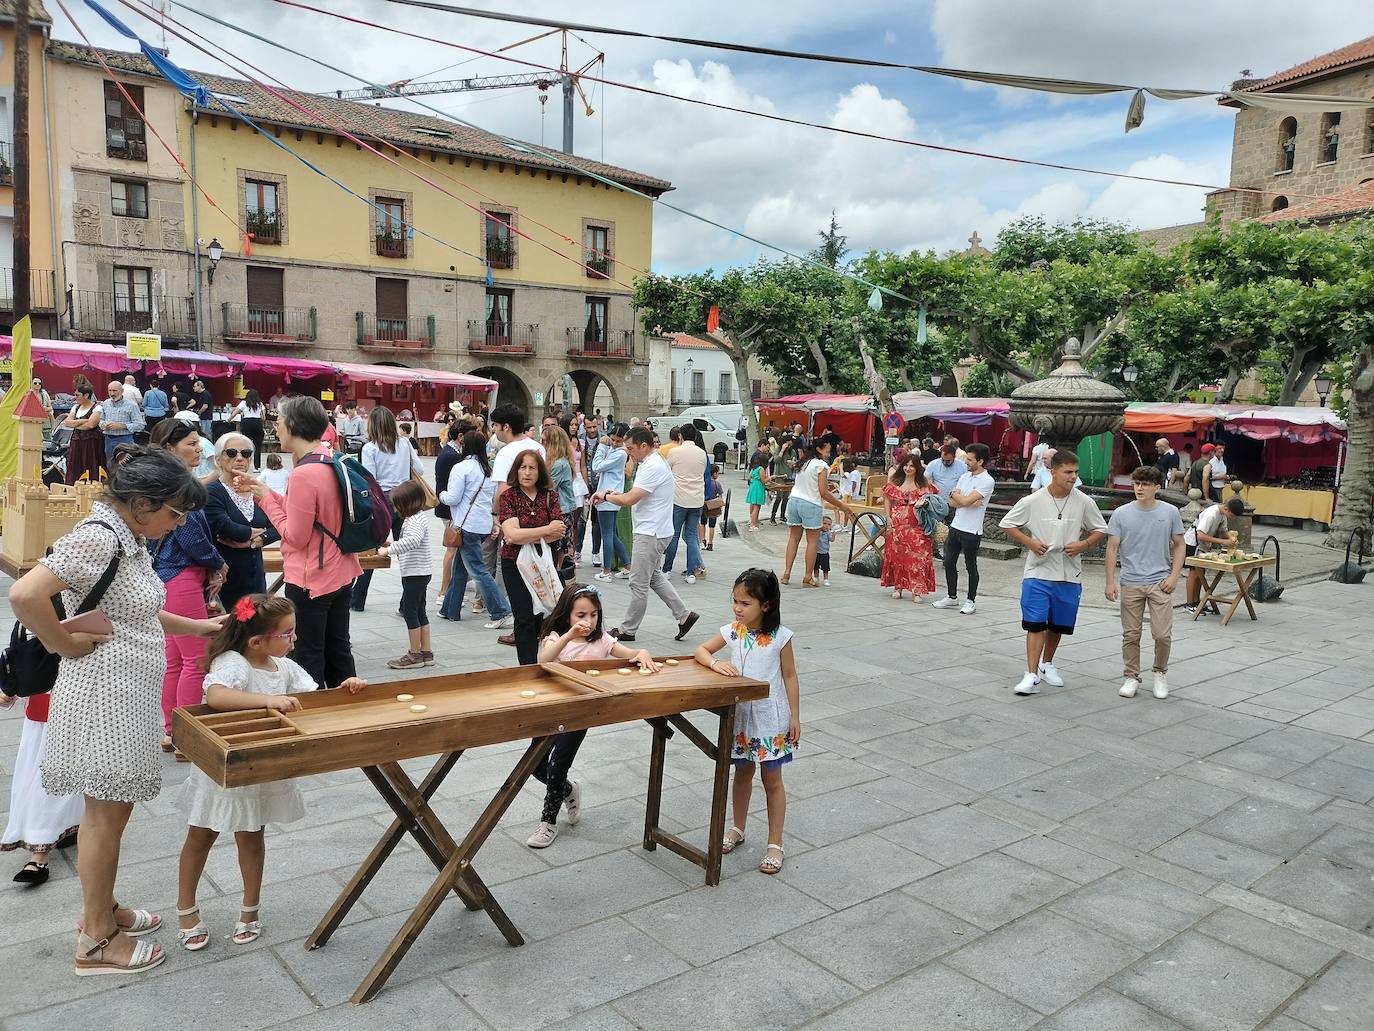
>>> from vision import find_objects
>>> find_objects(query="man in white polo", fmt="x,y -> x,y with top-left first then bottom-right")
592,426 -> 700,643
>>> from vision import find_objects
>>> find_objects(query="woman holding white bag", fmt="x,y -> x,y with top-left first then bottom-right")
496,450 -> 566,664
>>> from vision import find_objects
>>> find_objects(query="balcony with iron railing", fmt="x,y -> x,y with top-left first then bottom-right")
585,252 -> 612,280
567,326 -> 632,359
245,209 -> 282,245
375,228 -> 407,258
0,141 -> 11,187
357,312 -> 435,351
221,302 -> 316,345
68,290 -> 197,340
485,235 -> 514,269
468,319 -> 537,354
0,268 -> 58,311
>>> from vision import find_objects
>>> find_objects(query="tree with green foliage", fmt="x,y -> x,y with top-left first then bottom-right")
811,211 -> 849,270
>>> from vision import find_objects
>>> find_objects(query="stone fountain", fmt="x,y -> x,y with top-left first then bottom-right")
1007,338 -> 1125,452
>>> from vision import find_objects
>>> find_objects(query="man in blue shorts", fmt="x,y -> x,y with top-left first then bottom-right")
999,448 -> 1108,695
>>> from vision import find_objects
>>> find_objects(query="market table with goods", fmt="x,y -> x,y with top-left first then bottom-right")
172,657 -> 768,1004
1185,545 -> 1277,627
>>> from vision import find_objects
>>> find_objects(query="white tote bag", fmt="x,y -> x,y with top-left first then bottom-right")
516,541 -> 564,615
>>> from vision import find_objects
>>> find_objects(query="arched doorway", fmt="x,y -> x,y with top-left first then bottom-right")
568,368 -> 619,420
469,365 -> 531,413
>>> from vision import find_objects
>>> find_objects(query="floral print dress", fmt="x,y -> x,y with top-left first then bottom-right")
722,622 -> 795,766
879,482 -> 938,595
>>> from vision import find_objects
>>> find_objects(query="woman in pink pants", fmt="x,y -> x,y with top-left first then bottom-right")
151,419 -> 227,751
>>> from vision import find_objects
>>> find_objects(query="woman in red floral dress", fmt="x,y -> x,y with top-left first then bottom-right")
880,455 -> 938,601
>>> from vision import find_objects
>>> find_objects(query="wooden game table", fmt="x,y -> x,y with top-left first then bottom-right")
1185,554 -> 1277,626
173,657 -> 768,1004
260,548 -> 390,595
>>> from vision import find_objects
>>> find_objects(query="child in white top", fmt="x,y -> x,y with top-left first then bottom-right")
526,584 -> 658,850
693,568 -> 798,875
379,480 -> 435,670
261,453 -> 290,494
175,594 -> 366,950
840,459 -> 863,526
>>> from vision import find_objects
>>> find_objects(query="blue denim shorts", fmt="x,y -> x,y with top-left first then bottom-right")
786,497 -> 823,530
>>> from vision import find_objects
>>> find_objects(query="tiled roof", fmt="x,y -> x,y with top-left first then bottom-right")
45,40 -> 672,193
0,1 -> 51,23
671,333 -> 723,351
1258,179 -> 1374,223
1233,34 -> 1374,92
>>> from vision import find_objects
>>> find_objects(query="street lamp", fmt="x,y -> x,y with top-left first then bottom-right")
206,238 -> 224,283
1121,365 -> 1139,384
930,372 -> 943,390
1315,372 -> 1333,407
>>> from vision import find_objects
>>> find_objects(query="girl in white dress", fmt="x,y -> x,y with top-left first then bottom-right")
174,594 -> 366,950
693,568 -> 799,875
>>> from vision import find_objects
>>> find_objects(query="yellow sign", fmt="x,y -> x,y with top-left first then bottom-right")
321,389 -> 335,402
126,332 -> 162,361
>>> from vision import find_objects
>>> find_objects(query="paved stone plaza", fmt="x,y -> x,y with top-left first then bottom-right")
3,501 -> 1373,1030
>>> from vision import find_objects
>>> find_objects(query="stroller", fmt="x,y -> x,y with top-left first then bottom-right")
42,425 -> 72,486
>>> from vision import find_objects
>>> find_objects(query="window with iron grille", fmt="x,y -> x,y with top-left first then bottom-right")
718,372 -> 732,403
485,288 -> 513,336
113,266 -> 151,330
375,198 -> 406,257
111,178 -> 149,218
485,211 -> 514,268
246,180 -> 282,244
104,81 -> 147,160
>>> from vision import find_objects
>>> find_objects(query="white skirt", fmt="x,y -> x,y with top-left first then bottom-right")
2,718 -> 85,852
176,769 -> 305,833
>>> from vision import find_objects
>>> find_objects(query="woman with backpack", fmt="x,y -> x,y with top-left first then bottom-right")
350,406 -> 423,613
237,397 -> 363,690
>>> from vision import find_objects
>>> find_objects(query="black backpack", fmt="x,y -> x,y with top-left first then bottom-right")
296,451 -> 393,567
0,522 -> 121,699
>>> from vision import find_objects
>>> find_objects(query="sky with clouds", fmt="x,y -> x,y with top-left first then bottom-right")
56,0 -> 1372,273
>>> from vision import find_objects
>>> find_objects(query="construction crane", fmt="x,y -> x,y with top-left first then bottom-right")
326,30 -> 602,155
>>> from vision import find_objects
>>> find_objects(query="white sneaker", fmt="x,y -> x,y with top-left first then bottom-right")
484,615 -> 514,630
684,574 -> 697,585
1038,662 -> 1064,687
562,781 -> 581,825
614,569 -> 630,579
1013,672 -> 1041,695
933,596 -> 960,609
959,600 -> 977,615
1119,677 -> 1140,698
591,556 -> 602,568
594,571 -> 613,582
1152,673 -> 1169,700
823,578 -> 831,587
526,822 -> 558,849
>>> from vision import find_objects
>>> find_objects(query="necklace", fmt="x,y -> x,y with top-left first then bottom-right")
1050,490 -> 1072,520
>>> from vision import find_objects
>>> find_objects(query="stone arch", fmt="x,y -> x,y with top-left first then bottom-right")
468,364 -> 531,414
1277,116 -> 1297,172
568,368 -> 620,420
1271,196 -> 1289,212
1319,111 -> 1341,163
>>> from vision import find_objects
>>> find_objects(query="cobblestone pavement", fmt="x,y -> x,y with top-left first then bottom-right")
2,502 -> 1372,1030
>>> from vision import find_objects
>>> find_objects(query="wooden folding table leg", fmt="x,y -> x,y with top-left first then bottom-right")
307,752 -> 461,950
1221,568 -> 1260,625
351,736 -> 554,1005
642,718 -> 668,852
366,764 -> 482,913
704,704 -> 736,887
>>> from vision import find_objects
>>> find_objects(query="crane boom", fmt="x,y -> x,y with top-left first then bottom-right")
328,72 -> 557,101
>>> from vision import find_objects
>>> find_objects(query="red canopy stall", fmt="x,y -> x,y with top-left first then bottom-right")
756,394 -> 876,453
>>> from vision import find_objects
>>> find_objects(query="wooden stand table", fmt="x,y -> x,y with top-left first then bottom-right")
1185,554 -> 1276,626
260,548 -> 390,595
173,657 -> 767,1004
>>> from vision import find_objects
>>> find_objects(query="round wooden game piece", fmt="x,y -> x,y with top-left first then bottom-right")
665,659 -> 680,666
396,694 -> 414,702
409,704 -> 428,713
520,690 -> 538,698
638,668 -> 653,676
588,669 -> 601,676
618,667 -> 633,675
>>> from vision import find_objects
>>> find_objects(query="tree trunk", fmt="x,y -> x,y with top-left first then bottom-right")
718,336 -> 762,455
852,317 -> 893,412
1325,342 -> 1373,549
805,338 -> 832,392
1217,366 -> 1244,402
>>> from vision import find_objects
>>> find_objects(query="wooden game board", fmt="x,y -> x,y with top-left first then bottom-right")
1184,554 -> 1277,626
172,657 -> 768,1003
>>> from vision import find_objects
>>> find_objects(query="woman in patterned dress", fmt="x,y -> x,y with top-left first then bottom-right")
8,446 -> 223,977
880,454 -> 938,601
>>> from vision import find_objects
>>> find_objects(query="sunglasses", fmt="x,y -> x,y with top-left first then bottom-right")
164,505 -> 188,521
222,448 -> 254,459
264,628 -> 297,641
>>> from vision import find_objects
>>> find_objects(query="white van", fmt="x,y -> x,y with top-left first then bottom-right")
675,403 -> 744,465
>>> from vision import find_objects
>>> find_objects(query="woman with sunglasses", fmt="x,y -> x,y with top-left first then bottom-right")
150,419 -> 230,754
204,433 -> 280,611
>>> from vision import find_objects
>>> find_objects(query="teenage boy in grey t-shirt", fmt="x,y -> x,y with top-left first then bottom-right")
1105,466 -> 1186,701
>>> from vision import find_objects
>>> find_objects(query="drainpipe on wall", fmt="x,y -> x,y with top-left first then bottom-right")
189,106 -> 203,350
40,24 -> 61,338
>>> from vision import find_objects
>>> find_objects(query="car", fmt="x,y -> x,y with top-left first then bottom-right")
676,403 -> 744,466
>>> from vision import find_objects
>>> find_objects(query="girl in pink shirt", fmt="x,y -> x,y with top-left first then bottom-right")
526,584 -> 657,849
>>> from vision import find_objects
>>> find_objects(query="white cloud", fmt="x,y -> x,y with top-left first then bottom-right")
1085,154 -> 1220,229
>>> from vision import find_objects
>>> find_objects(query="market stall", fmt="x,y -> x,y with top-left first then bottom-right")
891,394 -> 1032,478
756,393 -> 877,454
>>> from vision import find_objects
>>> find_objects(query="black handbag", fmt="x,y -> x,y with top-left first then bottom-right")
0,522 -> 121,699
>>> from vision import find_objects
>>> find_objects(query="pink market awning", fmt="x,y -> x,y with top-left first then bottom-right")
756,393 -> 875,414
892,393 -> 1010,422
3,337 -> 243,378
333,361 -> 497,391
151,349 -> 241,379
223,353 -> 338,381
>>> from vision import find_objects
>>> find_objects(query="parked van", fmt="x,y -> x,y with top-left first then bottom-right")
675,403 -> 744,465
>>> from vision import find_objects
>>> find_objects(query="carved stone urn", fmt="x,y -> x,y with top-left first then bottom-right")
1007,339 -> 1126,456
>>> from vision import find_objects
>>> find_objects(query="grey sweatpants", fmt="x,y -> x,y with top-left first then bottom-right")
620,534 -> 689,634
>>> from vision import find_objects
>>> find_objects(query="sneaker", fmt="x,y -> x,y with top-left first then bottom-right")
387,651 -> 426,670
526,822 -> 558,849
823,578 -> 831,587
1182,603 -> 1197,614
594,571 -> 614,582
614,569 -> 630,579
484,615 -> 514,630
419,651 -> 435,667
933,596 -> 960,609
591,556 -> 603,568
1013,672 -> 1041,695
1152,673 -> 1169,700
684,574 -> 697,585
1038,662 -> 1064,687
610,628 -> 636,642
1119,677 -> 1140,698
959,600 -> 977,615
563,781 -> 581,825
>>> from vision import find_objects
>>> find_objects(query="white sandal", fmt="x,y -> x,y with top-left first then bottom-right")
176,905 -> 210,951
78,902 -> 162,939
74,930 -> 165,976
230,904 -> 261,945
759,844 -> 784,875
722,826 -> 745,854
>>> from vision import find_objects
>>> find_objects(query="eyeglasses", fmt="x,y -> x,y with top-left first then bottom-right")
264,628 -> 297,641
164,505 -> 188,521
222,448 -> 254,459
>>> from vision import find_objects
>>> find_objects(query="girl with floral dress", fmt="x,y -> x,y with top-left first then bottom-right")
880,455 -> 938,601
693,568 -> 798,874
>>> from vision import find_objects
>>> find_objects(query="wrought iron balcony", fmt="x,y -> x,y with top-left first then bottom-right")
468,319 -> 537,354
221,302 -> 316,345
357,312 -> 435,350
0,268 -> 58,311
375,230 -> 407,258
585,252 -> 612,280
485,236 -> 514,269
567,326 -> 632,359
245,209 -> 281,245
0,142 -> 11,187
67,290 -> 197,340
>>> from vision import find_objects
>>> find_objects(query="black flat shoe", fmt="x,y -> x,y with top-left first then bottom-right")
610,628 -> 636,642
13,861 -> 49,885
675,612 -> 700,641
54,830 -> 78,850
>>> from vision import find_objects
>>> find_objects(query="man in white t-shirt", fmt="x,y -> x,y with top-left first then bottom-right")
934,442 -> 994,615
591,427 -> 699,642
121,375 -> 143,410
999,448 -> 1109,695
1184,496 -> 1244,612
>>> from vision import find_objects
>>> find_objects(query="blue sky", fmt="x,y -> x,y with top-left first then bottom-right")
54,0 -> 1370,272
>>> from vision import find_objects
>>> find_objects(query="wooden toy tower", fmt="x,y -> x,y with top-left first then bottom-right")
1,390 -> 99,573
